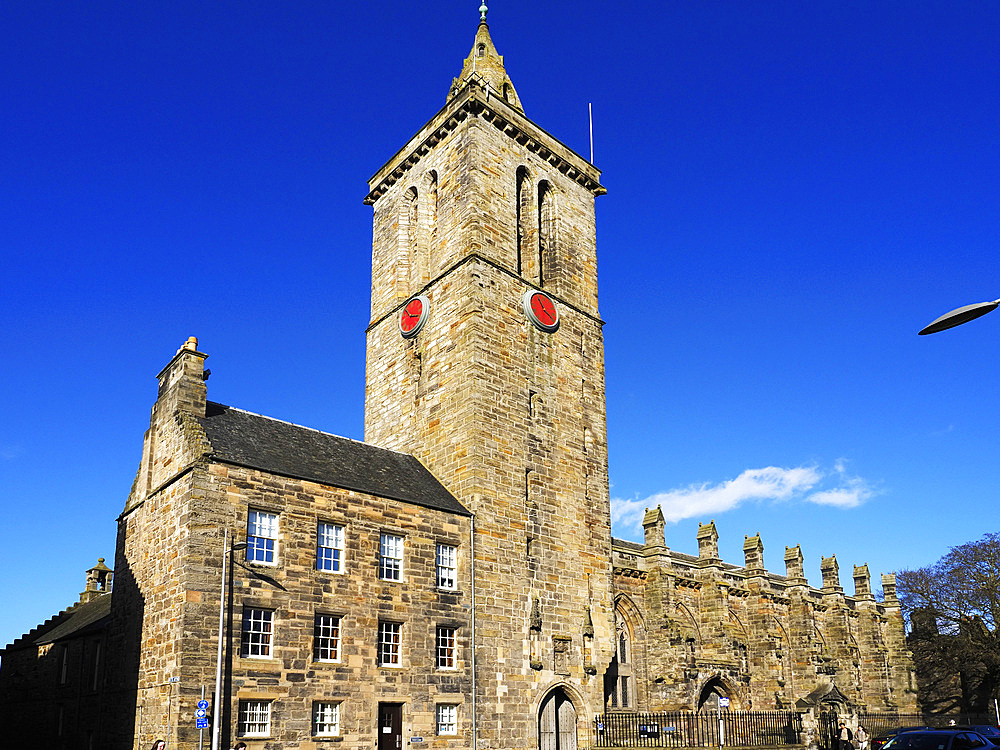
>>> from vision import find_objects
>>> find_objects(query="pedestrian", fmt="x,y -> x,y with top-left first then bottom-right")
149,741 -> 166,750
857,726 -> 869,750
838,721 -> 854,750
232,742 -> 247,750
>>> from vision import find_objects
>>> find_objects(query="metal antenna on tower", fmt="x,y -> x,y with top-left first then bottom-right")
589,103 -> 594,164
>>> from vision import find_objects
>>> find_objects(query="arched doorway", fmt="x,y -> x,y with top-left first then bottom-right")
539,688 -> 577,750
697,677 -> 731,711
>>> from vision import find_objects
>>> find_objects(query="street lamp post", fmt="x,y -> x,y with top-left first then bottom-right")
212,530 -> 247,750
919,298 -> 1000,335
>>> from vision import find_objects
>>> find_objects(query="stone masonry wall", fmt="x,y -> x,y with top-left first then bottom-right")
610,523 -> 918,715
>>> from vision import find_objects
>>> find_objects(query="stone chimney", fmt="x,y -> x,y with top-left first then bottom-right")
784,545 -> 806,584
155,336 -> 208,419
697,520 -> 719,561
743,533 -> 765,574
128,338 -> 211,509
642,506 -> 665,549
853,563 -> 873,600
79,558 -> 113,603
881,573 -> 898,604
820,555 -> 842,593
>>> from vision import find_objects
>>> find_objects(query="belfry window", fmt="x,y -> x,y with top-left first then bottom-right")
516,167 -> 531,277
537,181 -> 554,287
397,187 -> 418,297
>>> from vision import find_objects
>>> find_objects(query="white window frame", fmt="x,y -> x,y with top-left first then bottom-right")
437,704 -> 458,735
436,544 -> 457,590
378,621 -> 402,667
317,522 -> 345,573
313,614 -> 341,662
379,533 -> 404,581
436,626 -> 457,669
239,699 -> 272,737
241,608 -> 274,658
313,701 -> 341,737
247,510 -> 279,565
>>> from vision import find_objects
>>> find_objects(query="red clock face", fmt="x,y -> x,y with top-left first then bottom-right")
399,295 -> 429,338
530,293 -> 557,326
523,289 -> 559,332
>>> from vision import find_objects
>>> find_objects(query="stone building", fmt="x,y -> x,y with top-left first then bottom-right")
608,514 -> 916,716
0,560 -> 113,747
0,8 -> 915,750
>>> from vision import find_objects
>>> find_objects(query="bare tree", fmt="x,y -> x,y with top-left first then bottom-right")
897,533 -> 1000,715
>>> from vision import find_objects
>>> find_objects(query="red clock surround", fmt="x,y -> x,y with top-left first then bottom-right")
522,289 -> 559,332
399,295 -> 430,338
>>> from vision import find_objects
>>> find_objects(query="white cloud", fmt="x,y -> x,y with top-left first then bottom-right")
611,461 -> 876,536
804,459 -> 874,508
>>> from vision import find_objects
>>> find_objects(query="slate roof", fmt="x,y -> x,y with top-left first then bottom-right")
37,595 -> 111,645
612,538 -> 644,553
198,402 -> 470,517
3,594 -> 111,651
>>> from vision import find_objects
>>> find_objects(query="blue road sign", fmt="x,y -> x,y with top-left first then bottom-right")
197,718 -> 209,729
197,699 -> 209,710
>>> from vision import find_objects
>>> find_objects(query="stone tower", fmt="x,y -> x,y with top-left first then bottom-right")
364,9 -> 613,750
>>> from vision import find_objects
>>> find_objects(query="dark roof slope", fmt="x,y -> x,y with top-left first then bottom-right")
37,595 -> 111,644
4,594 -> 111,652
199,402 -> 470,517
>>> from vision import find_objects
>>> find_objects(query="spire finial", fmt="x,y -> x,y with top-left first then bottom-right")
479,1 -> 488,23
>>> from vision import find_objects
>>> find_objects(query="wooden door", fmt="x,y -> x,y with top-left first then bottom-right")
539,690 -> 576,750
557,694 -> 577,750
378,703 -> 402,750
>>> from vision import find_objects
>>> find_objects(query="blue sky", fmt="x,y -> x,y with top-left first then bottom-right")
1,1 -> 998,649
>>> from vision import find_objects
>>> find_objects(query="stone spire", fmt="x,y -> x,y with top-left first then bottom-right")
449,3 -> 524,112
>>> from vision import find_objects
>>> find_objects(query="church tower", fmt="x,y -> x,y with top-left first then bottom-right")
364,6 -> 613,750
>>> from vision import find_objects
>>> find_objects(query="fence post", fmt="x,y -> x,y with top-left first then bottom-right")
801,708 -> 820,750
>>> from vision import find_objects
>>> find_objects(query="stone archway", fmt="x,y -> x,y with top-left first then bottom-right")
698,676 -> 732,711
539,688 -> 577,750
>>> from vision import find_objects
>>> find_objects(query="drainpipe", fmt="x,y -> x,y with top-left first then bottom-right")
470,513 -> 478,750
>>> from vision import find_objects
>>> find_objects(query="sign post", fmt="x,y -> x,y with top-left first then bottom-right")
718,697 -> 729,747
198,690 -> 209,748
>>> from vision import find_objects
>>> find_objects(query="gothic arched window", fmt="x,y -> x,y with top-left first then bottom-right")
537,181 -> 554,287
605,610 -> 636,710
516,167 -> 532,278
397,186 -> 419,297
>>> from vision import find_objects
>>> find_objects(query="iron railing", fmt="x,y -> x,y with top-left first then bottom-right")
594,710 -> 804,748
